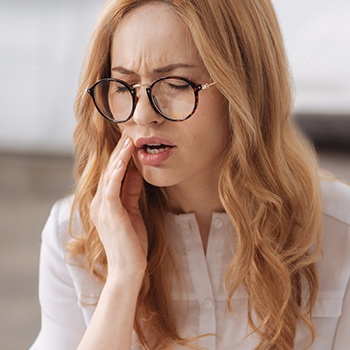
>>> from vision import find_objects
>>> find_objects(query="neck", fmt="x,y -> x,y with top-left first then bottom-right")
166,183 -> 223,216
164,176 -> 223,252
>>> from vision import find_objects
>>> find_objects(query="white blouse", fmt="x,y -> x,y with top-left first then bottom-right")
30,180 -> 350,350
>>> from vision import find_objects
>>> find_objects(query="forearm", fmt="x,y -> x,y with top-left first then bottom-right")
77,275 -> 143,350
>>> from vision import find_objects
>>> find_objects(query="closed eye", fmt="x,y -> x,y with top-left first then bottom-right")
167,82 -> 191,91
113,86 -> 129,94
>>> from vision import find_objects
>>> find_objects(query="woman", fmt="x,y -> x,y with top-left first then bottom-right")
31,0 -> 350,349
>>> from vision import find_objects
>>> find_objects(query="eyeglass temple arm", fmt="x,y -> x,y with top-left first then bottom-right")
201,82 -> 216,90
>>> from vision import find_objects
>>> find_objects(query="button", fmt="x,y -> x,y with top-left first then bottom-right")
214,218 -> 223,229
204,299 -> 213,309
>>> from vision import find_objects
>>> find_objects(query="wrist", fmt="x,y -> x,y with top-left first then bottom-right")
105,268 -> 145,292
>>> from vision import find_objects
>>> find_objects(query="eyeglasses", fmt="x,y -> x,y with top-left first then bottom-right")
87,76 -> 215,123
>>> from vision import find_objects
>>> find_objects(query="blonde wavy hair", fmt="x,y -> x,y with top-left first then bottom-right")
69,0 -> 323,349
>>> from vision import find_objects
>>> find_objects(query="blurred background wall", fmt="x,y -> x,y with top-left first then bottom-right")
275,0 -> 350,115
0,0 -> 105,154
0,1 -> 349,349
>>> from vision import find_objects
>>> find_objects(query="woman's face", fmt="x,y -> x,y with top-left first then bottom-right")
111,3 -> 228,190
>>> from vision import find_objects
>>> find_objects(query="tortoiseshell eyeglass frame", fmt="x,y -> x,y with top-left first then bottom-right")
87,75 -> 216,123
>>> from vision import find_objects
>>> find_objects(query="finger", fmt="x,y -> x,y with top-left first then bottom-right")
121,165 -> 144,215
104,136 -> 133,189
104,138 -> 135,199
104,159 -> 126,201
104,130 -> 128,179
93,131 -> 127,205
112,137 -> 135,175
109,129 -> 127,160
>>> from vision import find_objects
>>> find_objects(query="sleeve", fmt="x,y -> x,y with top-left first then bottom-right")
30,200 -> 87,350
333,278 -> 350,349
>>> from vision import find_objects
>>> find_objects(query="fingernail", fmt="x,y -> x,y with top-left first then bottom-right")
124,137 -> 131,148
116,159 -> 123,170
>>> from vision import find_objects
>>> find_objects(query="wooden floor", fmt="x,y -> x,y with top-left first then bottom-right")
0,149 -> 349,350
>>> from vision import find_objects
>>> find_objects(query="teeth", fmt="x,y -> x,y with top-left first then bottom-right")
145,145 -> 169,154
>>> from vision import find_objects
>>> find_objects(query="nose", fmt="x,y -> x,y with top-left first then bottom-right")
131,85 -> 164,127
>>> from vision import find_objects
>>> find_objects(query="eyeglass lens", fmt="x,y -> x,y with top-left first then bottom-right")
92,78 -> 196,122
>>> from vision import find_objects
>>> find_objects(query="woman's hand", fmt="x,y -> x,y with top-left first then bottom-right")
90,131 -> 148,283
78,132 -> 147,349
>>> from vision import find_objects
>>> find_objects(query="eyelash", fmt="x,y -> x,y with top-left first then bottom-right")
114,86 -> 129,94
167,83 -> 191,91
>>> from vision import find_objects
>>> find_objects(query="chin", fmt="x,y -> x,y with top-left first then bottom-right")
143,174 -> 176,188
140,167 -> 177,188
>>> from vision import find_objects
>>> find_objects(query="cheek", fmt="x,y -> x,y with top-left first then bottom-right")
194,101 -> 229,146
118,125 -> 126,134
185,123 -> 227,165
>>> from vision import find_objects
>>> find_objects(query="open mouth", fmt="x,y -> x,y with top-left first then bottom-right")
135,137 -> 176,165
144,144 -> 173,154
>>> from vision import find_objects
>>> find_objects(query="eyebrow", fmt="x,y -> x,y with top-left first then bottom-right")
111,63 -> 198,75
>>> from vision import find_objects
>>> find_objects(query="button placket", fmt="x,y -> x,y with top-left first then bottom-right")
180,215 -> 217,349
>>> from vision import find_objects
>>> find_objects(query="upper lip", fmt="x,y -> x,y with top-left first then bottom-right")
135,136 -> 176,149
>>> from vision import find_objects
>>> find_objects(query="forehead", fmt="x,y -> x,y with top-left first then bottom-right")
111,3 -> 201,73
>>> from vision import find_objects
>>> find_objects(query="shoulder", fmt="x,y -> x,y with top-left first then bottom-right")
318,179 -> 350,296
40,196 -> 104,301
41,195 -> 77,256
49,195 -> 75,228
321,179 -> 350,225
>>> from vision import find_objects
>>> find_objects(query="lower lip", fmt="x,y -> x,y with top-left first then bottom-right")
136,147 -> 176,166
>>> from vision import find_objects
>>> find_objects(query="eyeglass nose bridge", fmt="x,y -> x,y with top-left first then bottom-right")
131,82 -> 151,90
129,82 -> 161,118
